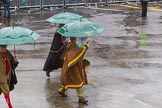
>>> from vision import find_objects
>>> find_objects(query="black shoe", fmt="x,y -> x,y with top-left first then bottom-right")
46,71 -> 50,77
140,15 -> 146,17
58,91 -> 67,97
78,99 -> 88,105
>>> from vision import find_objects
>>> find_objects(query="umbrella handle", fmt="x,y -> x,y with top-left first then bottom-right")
14,45 -> 16,57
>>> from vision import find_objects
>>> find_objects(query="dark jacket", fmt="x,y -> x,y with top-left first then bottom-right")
7,50 -> 19,91
43,32 -> 66,72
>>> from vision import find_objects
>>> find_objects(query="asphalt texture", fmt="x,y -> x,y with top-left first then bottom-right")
1,2 -> 162,108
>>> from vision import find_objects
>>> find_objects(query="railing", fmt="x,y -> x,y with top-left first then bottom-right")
7,0 -> 162,10
9,0 -> 126,10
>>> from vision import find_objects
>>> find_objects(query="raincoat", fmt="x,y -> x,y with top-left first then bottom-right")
60,42 -> 90,90
43,32 -> 66,72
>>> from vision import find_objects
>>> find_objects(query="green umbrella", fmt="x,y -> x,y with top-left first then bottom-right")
57,19 -> 106,37
0,26 -> 40,45
46,12 -> 84,24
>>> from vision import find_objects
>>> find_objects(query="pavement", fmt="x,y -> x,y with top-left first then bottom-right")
0,2 -> 162,108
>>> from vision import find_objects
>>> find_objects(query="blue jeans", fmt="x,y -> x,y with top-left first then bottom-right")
4,4 -> 10,18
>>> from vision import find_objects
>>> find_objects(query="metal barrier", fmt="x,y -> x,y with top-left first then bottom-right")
9,0 -> 126,10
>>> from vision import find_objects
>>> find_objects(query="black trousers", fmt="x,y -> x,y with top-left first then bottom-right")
141,2 -> 148,17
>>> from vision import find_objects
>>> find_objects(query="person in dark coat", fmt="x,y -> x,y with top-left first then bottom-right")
0,45 -> 19,108
43,24 -> 66,77
140,0 -> 149,17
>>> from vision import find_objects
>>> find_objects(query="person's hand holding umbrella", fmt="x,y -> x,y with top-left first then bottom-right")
86,40 -> 91,47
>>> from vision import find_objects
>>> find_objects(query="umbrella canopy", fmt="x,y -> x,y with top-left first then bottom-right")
46,12 -> 84,24
57,19 -> 106,37
0,26 -> 40,45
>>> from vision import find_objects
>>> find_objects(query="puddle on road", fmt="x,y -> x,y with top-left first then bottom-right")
1,5 -> 162,108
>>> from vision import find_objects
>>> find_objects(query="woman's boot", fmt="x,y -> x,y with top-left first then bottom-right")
4,93 -> 13,108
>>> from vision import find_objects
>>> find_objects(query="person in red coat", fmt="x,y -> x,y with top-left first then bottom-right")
0,45 -> 19,108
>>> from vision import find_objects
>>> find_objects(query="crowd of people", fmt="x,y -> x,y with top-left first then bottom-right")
0,22 -> 91,107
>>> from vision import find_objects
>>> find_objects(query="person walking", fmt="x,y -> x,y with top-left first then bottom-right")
0,45 -> 19,108
140,0 -> 149,17
58,37 -> 90,105
2,0 -> 11,18
43,24 -> 66,77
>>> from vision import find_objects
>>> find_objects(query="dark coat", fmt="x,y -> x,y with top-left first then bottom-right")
43,32 -> 66,72
7,50 -> 19,91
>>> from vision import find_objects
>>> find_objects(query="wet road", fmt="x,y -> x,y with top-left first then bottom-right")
1,3 -> 162,108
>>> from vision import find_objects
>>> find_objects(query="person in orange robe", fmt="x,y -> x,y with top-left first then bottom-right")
58,37 -> 90,105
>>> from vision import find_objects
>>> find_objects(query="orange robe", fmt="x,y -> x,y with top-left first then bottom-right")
61,42 -> 90,90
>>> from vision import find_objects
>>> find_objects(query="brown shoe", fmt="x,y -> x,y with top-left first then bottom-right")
58,91 -> 67,97
78,99 -> 88,105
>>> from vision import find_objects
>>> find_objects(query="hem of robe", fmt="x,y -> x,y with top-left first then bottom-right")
63,82 -> 85,90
